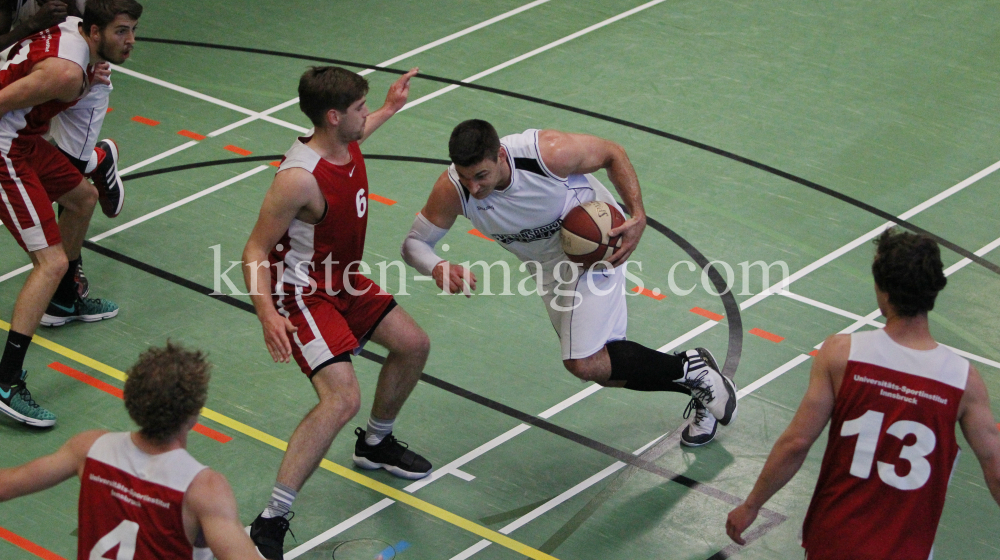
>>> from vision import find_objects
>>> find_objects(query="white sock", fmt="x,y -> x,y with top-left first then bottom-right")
84,150 -> 99,174
261,482 -> 296,518
365,416 -> 394,446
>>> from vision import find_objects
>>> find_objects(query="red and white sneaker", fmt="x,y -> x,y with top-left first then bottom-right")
90,139 -> 124,218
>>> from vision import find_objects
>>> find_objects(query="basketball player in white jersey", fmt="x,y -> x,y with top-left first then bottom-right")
1,0 -> 126,299
0,343 -> 262,559
726,229 -> 1000,558
402,119 -> 737,446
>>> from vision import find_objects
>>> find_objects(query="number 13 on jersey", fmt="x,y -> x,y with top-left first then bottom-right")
841,409 -> 937,491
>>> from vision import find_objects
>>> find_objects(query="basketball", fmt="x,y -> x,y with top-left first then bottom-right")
560,201 -> 625,268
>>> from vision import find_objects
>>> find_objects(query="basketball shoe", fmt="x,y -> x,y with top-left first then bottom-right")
681,398 -> 718,446
90,139 -> 124,218
0,371 -> 56,427
352,427 -> 432,480
249,512 -> 293,560
676,347 -> 737,426
40,296 -> 119,327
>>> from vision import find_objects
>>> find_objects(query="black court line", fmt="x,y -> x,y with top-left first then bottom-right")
83,239 -> 781,524
135,36 -> 1000,278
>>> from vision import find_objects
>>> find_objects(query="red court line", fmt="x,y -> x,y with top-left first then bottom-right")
0,526 -> 67,560
106,107 -> 113,113
47,363 -> 232,444
469,229 -> 494,241
631,286 -> 666,301
369,193 -> 397,205
809,350 -> 819,357
178,129 -> 206,141
224,145 -> 252,156
270,161 -> 281,167
690,307 -> 723,321
749,328 -> 785,343
131,115 -> 159,126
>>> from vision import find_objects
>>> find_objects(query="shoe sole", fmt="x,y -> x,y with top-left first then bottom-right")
97,139 -> 124,218
694,347 -> 738,426
40,308 -> 119,327
352,455 -> 433,480
0,401 -> 55,428
680,425 -> 718,447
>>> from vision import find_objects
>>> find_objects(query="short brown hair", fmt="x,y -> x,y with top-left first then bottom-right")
298,66 -> 369,128
872,228 -> 947,317
449,119 -> 500,167
124,342 -> 210,443
83,0 -> 143,34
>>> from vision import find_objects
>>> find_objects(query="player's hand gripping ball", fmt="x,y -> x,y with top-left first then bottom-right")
560,201 -> 625,269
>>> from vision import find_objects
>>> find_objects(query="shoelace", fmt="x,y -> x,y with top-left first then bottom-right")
258,512 -> 296,542
684,368 -> 716,405
682,398 -> 709,423
15,386 -> 42,409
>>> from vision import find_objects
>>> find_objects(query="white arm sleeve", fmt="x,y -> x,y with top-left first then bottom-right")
401,213 -> 450,276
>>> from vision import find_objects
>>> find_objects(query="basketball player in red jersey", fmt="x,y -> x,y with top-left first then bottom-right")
726,229 -> 1000,558
0,0 -> 141,429
0,343 -> 262,559
242,66 -> 428,560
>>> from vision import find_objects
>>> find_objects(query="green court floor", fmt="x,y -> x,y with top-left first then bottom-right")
2,1 -> 999,559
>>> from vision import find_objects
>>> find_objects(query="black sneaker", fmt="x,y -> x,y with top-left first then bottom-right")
680,398 -> 718,447
676,347 -> 738,426
91,139 -> 124,218
249,512 -> 292,560
352,427 -> 433,480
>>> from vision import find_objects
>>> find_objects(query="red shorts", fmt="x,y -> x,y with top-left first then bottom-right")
0,135 -> 84,252
274,275 -> 395,376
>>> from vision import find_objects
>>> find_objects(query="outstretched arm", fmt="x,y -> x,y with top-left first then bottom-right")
958,365 -> 1000,506
401,170 -> 477,296
726,335 -> 845,545
0,430 -> 103,501
537,130 -> 646,266
0,0 -> 68,52
185,470 -> 262,560
360,67 -> 418,144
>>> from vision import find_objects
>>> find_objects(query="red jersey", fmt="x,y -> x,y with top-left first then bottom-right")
802,329 -> 969,560
269,137 -> 370,295
0,17 -> 91,151
78,432 -> 211,560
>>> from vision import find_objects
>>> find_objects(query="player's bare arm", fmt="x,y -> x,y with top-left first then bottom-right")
243,169 -> 324,363
957,365 -> 1000,506
0,0 -> 68,51
725,334 -> 846,545
537,129 -> 646,266
0,56 -> 84,114
0,430 -> 103,501
184,469 -> 261,560
359,67 -> 418,144
401,171 -> 478,297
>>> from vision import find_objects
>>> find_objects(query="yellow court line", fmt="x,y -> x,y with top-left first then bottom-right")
0,320 -> 559,560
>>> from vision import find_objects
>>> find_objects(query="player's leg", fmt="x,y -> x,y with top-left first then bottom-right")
37,143 -> 118,327
0,157 -> 67,426
250,358 -> 360,560
354,300 -> 433,479
50,84 -> 123,218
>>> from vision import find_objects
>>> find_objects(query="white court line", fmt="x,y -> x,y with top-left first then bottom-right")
402,0 -> 670,112
119,140 -> 199,176
89,166 -> 271,242
448,432 -> 670,559
116,0 -> 554,175
739,235 -> 1000,397
284,498 -> 395,560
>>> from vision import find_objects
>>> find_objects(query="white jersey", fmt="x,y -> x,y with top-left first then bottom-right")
447,129 -> 624,271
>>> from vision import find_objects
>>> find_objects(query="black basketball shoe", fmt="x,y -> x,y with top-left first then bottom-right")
352,427 -> 433,480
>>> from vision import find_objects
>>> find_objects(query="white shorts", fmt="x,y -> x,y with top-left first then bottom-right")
539,263 -> 628,360
50,83 -> 112,160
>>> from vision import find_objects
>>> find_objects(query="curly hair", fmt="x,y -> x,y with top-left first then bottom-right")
871,228 -> 947,317
124,343 -> 210,443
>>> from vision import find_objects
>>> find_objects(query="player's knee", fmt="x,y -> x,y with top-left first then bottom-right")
563,359 -> 596,381
396,326 -> 430,360
35,249 -> 69,280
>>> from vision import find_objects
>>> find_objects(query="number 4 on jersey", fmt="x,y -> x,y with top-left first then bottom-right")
841,409 -> 937,491
90,520 -> 139,560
